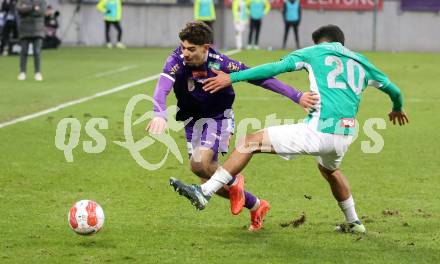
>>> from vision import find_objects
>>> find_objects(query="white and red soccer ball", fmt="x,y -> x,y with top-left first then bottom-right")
68,200 -> 105,235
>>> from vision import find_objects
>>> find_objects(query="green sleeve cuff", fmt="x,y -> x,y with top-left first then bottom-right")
379,82 -> 403,111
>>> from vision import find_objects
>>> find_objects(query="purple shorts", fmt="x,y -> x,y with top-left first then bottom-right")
184,113 -> 235,161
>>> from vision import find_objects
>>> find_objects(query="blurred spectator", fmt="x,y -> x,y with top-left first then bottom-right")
43,5 -> 60,49
247,0 -> 270,50
194,0 -> 216,33
96,0 -> 125,49
281,0 -> 301,50
17,0 -> 46,81
1,0 -> 19,56
232,0 -> 248,50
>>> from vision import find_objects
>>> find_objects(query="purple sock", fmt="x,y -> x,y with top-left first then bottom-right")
226,176 -> 236,186
244,191 -> 258,209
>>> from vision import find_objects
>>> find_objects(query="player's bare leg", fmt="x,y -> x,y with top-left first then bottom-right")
190,147 -> 228,198
194,129 -> 275,197
222,129 -> 276,176
170,130 -> 272,229
170,133 -> 270,227
317,164 -> 351,202
317,164 -> 366,234
182,146 -> 262,215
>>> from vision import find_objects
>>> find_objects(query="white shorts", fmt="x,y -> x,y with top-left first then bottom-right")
267,123 -> 353,171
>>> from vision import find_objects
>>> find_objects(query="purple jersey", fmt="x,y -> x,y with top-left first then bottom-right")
154,47 -> 303,121
161,47 -> 244,121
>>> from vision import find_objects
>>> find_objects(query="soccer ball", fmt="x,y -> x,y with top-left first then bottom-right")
68,200 -> 105,235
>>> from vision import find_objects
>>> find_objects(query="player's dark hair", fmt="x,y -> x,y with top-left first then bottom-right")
312,25 -> 345,45
179,21 -> 213,45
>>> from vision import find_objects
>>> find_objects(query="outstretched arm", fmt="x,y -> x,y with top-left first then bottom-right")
204,55 -> 316,109
365,59 -> 409,126
248,78 -> 319,110
249,78 -> 302,103
378,82 -> 409,126
378,82 -> 402,112
146,74 -> 173,134
203,59 -> 295,92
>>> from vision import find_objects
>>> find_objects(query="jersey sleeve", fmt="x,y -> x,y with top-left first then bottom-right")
162,54 -> 183,81
363,60 -> 391,88
221,55 -> 303,104
363,59 -> 404,111
219,54 -> 248,74
280,48 -> 310,71
153,55 -> 181,119
229,49 -> 308,82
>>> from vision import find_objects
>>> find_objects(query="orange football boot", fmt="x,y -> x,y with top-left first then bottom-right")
229,175 -> 245,215
248,200 -> 270,231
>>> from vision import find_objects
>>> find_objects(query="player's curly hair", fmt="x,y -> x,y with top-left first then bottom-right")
312,25 -> 345,45
179,21 -> 213,45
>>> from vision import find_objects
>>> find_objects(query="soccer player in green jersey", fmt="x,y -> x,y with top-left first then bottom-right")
170,25 -> 409,234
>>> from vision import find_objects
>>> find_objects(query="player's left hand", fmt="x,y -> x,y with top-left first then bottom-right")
388,110 -> 409,126
299,92 -> 319,112
203,69 -> 232,93
146,116 -> 167,134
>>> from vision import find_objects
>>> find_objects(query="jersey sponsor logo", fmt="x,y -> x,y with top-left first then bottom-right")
208,61 -> 221,70
227,62 -> 240,72
208,53 -> 223,61
208,53 -> 220,59
340,118 -> 355,128
192,70 -> 208,78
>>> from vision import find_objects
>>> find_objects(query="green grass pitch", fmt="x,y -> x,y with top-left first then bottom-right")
0,47 -> 439,263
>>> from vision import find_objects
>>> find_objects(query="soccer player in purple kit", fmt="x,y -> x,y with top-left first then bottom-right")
147,21 -> 318,231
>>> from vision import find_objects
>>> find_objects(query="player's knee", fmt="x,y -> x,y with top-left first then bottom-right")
237,133 -> 263,153
319,164 -> 343,183
317,163 -> 334,180
190,160 -> 213,179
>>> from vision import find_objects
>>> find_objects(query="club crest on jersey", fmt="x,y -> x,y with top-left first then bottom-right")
227,62 -> 240,72
187,79 -> 195,92
340,118 -> 355,128
192,71 -> 208,78
208,61 -> 220,70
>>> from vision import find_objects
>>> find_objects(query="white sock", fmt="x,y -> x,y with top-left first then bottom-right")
250,198 -> 260,212
338,196 -> 360,224
201,167 -> 233,197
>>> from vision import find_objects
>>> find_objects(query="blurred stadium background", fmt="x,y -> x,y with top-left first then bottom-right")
1,0 -> 440,263
54,0 -> 440,51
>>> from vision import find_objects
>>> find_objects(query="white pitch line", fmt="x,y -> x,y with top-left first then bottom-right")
225,49 -> 241,56
94,65 -> 139,78
0,49 -> 241,129
0,74 -> 160,129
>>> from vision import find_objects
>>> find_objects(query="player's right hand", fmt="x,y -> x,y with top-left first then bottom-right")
203,69 -> 232,93
299,92 -> 320,112
146,117 -> 167,134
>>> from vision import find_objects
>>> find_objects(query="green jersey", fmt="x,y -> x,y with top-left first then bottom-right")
230,42 -> 403,135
